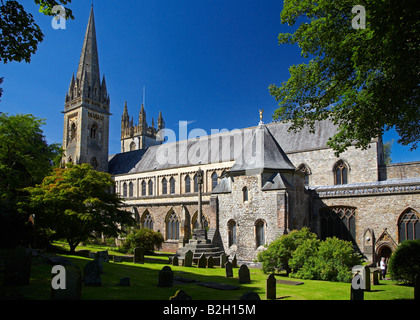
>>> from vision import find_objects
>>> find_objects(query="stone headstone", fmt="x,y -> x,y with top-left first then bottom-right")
197,254 -> 206,268
219,253 -> 227,268
83,259 -> 102,286
96,250 -> 109,263
172,256 -> 179,266
225,261 -> 233,278
371,269 -> 380,285
158,266 -> 173,287
350,273 -> 364,300
266,274 -> 276,300
207,256 -> 214,268
3,245 -> 31,286
169,289 -> 192,300
363,265 -> 371,291
238,264 -> 251,284
184,250 -> 193,267
134,247 -> 145,264
119,277 -> 130,286
240,291 -> 260,300
231,254 -> 238,268
51,265 -> 82,300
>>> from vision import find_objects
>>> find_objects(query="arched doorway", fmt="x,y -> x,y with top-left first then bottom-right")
377,244 -> 392,261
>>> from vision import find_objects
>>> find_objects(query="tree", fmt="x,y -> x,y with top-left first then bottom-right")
0,0 -> 73,63
388,239 -> 420,284
121,228 -> 164,254
21,164 -> 136,253
269,0 -> 420,156
0,113 -> 61,247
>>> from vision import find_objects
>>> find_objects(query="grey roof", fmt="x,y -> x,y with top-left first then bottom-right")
108,149 -> 148,175
212,177 -> 232,194
261,172 -> 293,191
310,177 -> 420,190
229,124 -> 295,172
109,119 -> 338,175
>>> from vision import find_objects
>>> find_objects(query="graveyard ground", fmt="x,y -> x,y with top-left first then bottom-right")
0,243 -> 415,300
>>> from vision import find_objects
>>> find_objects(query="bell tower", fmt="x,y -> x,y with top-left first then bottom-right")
62,6 -> 110,172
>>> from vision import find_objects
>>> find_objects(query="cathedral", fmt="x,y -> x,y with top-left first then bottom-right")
62,7 -> 420,264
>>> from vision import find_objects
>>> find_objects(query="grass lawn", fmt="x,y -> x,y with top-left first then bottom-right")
0,243 -> 415,300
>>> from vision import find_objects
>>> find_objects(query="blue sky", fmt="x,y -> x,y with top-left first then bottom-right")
0,0 -> 418,163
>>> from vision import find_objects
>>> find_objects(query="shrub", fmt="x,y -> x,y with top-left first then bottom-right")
121,228 -> 164,254
289,238 -> 320,279
388,239 -> 420,284
257,227 -> 317,274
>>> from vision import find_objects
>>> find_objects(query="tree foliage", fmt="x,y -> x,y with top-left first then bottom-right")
270,0 -> 420,155
0,0 -> 73,63
20,164 -> 136,252
388,239 -> 420,284
121,228 -> 164,254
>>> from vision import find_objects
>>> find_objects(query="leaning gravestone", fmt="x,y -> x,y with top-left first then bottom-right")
266,274 -> 276,300
197,254 -> 206,268
184,250 -> 193,267
219,253 -> 227,268
84,259 -> 102,286
238,264 -> 251,284
3,245 -> 31,286
134,247 -> 145,264
225,261 -> 233,278
158,266 -> 174,287
51,265 -> 82,300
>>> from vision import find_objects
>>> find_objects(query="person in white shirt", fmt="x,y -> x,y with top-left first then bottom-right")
380,257 -> 387,279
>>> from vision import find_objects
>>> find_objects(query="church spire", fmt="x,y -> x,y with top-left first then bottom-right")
76,5 -> 100,89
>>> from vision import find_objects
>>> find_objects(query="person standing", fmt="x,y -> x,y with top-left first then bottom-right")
380,257 -> 387,279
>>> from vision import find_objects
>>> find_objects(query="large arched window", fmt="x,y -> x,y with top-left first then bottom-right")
211,172 -> 218,190
90,123 -> 98,139
334,160 -> 349,185
70,123 -> 77,141
228,220 -> 237,247
141,211 -> 154,230
255,220 -> 266,247
162,178 -> 167,195
166,211 -> 179,240
128,181 -> 134,197
185,175 -> 191,193
148,179 -> 154,196
320,206 -> 356,242
398,208 -> 420,242
170,177 -> 176,194
129,141 -> 136,151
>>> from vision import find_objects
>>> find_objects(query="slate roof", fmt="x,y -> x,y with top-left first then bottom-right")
108,119 -> 338,176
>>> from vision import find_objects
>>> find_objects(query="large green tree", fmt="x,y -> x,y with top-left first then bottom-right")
0,113 -> 61,246
21,164 -> 136,252
270,0 -> 419,155
0,0 -> 73,63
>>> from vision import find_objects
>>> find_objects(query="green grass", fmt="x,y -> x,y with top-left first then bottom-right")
0,244 -> 415,300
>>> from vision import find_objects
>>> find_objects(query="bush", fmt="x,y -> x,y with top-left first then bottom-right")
257,227 -> 317,274
289,238 -> 320,279
120,228 -> 164,254
388,239 -> 420,284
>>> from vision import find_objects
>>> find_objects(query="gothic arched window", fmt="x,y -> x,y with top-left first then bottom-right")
193,174 -> 198,192
334,160 -> 349,185
128,181 -> 134,197
297,163 -> 311,186
90,123 -> 98,139
211,172 -> 218,190
141,211 -> 154,230
162,178 -> 167,195
166,211 -> 179,240
242,186 -> 248,202
255,220 -> 266,247
398,208 -> 420,242
141,181 -> 146,196
129,141 -> 136,151
185,175 -> 191,193
70,123 -> 77,141
148,179 -> 153,196
320,206 -> 356,242
170,177 -> 175,194
122,182 -> 127,198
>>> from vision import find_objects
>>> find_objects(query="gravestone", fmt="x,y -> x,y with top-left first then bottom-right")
169,289 -> 192,300
3,245 -> 32,286
197,254 -> 206,268
207,256 -> 214,268
240,291 -> 260,300
219,253 -> 227,268
158,266 -> 173,287
225,261 -> 233,278
238,264 -> 251,284
363,265 -> 371,291
266,274 -> 276,300
371,269 -> 380,285
96,251 -> 109,263
184,250 -> 193,267
83,259 -> 102,286
119,277 -> 130,286
172,256 -> 179,266
350,273 -> 364,300
134,247 -> 145,264
231,254 -> 238,268
51,265 -> 82,300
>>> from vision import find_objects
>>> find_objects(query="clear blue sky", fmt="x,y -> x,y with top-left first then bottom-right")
0,0 -> 418,163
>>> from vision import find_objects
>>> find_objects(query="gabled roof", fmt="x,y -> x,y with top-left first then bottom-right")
108,149 -> 148,175
229,124 -> 295,173
261,172 -> 293,191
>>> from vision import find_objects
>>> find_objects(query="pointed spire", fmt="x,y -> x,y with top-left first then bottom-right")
76,5 -> 100,89
158,110 -> 164,130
